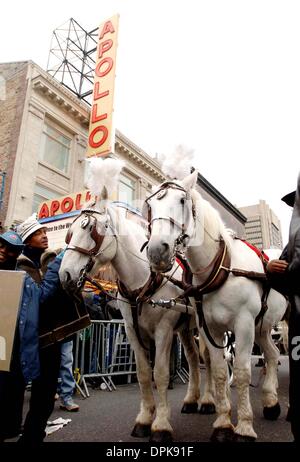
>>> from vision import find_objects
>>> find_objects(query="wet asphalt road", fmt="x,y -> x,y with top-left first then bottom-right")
24,355 -> 293,444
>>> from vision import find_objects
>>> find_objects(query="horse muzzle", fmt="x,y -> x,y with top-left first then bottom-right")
60,271 -> 81,294
147,240 -> 174,273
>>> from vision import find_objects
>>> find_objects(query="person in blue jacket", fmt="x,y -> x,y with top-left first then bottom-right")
0,230 -> 64,443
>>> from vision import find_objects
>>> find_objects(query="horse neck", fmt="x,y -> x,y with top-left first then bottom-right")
110,209 -> 150,291
186,196 -> 228,281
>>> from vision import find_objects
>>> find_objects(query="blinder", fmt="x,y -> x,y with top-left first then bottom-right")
65,210 -> 107,257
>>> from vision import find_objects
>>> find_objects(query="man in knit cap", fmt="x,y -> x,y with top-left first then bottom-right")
0,230 -> 64,443
17,214 -> 79,443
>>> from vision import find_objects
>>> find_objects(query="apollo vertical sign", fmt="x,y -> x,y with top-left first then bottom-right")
87,15 -> 119,158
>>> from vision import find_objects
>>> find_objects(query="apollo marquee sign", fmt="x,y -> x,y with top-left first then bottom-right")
86,15 -> 119,158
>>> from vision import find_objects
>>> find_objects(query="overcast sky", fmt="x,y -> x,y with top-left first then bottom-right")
1,0 -> 299,244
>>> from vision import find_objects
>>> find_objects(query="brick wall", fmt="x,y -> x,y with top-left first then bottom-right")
0,62 -> 28,229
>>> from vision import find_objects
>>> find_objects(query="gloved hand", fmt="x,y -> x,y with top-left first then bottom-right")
56,249 -> 66,261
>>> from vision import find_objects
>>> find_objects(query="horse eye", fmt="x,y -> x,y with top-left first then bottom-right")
180,198 -> 185,205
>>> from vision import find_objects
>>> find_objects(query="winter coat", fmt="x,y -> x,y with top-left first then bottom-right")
17,249 -> 57,284
18,254 -> 63,383
287,173 -> 300,294
18,248 -> 90,349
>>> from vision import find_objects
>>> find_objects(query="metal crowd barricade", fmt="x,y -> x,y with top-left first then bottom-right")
174,336 -> 190,383
74,320 -> 137,397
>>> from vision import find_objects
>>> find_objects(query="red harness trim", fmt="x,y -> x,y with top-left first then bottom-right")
176,257 -> 186,270
240,239 -> 269,263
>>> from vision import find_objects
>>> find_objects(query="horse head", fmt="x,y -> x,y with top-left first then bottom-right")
59,189 -> 117,292
146,170 -> 198,273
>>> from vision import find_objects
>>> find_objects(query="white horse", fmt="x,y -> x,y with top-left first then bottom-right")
59,193 -> 204,442
145,170 -> 288,442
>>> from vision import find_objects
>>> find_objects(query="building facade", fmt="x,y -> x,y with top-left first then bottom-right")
238,200 -> 283,250
0,60 -> 246,249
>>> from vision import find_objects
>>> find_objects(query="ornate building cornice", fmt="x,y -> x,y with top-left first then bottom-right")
115,129 -> 165,182
31,75 -> 90,127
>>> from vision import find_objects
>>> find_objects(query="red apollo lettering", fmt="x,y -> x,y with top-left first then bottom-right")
94,81 -> 109,101
99,21 -> 115,40
89,125 -> 108,148
85,191 -> 92,202
95,57 -> 113,77
98,39 -> 113,59
75,193 -> 83,210
61,197 -> 74,213
91,104 -> 108,124
50,200 -> 60,216
39,204 -> 49,219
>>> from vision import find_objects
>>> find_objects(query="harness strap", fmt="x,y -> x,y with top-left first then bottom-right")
255,283 -> 271,329
173,240 -> 231,298
193,293 -> 230,349
117,273 -> 164,350
230,268 -> 267,281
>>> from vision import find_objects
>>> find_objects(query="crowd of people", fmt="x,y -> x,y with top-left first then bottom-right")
0,171 -> 300,443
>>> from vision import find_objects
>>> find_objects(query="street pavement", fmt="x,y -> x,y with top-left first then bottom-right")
22,355 -> 293,444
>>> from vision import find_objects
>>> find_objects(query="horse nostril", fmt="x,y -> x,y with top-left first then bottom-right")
65,271 -> 71,282
161,242 -> 169,256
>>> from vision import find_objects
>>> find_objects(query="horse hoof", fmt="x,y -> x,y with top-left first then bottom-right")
131,423 -> 151,438
263,402 -> 281,420
150,430 -> 173,443
199,403 -> 216,414
210,427 -> 234,443
233,433 -> 256,443
181,402 -> 198,413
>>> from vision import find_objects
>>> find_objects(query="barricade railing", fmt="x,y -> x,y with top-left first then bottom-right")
74,320 -> 137,397
74,320 -> 191,397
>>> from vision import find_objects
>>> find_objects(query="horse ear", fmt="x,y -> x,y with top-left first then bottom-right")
94,186 -> 108,214
101,186 -> 108,200
181,170 -> 198,191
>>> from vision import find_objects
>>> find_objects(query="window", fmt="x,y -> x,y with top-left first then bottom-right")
32,184 -> 59,213
118,174 -> 136,207
39,123 -> 71,174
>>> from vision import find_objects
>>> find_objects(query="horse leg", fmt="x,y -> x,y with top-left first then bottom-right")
208,336 -> 234,442
233,317 -> 257,441
177,329 -> 200,413
255,329 -> 281,420
199,332 -> 216,414
125,329 -> 155,438
151,327 -> 174,442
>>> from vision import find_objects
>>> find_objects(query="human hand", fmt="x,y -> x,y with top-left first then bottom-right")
266,259 -> 288,274
56,250 -> 66,260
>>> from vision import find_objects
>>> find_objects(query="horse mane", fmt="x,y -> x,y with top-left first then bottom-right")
190,188 -> 232,252
96,202 -> 148,246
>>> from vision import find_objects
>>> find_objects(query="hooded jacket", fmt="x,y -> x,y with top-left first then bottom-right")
17,249 -> 57,284
17,247 -> 90,349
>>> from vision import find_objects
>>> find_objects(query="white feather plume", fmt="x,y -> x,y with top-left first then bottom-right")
157,145 -> 195,180
85,157 -> 125,197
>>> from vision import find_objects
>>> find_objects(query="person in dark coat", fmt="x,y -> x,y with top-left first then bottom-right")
0,231 -> 63,443
266,177 -> 300,441
16,214 -> 84,442
285,174 -> 300,442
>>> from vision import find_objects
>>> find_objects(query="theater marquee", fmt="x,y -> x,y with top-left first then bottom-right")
86,15 -> 119,158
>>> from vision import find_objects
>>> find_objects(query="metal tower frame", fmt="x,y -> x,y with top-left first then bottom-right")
47,18 -> 98,105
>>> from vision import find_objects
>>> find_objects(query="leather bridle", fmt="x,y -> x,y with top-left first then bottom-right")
65,208 -> 116,288
143,181 -> 196,248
